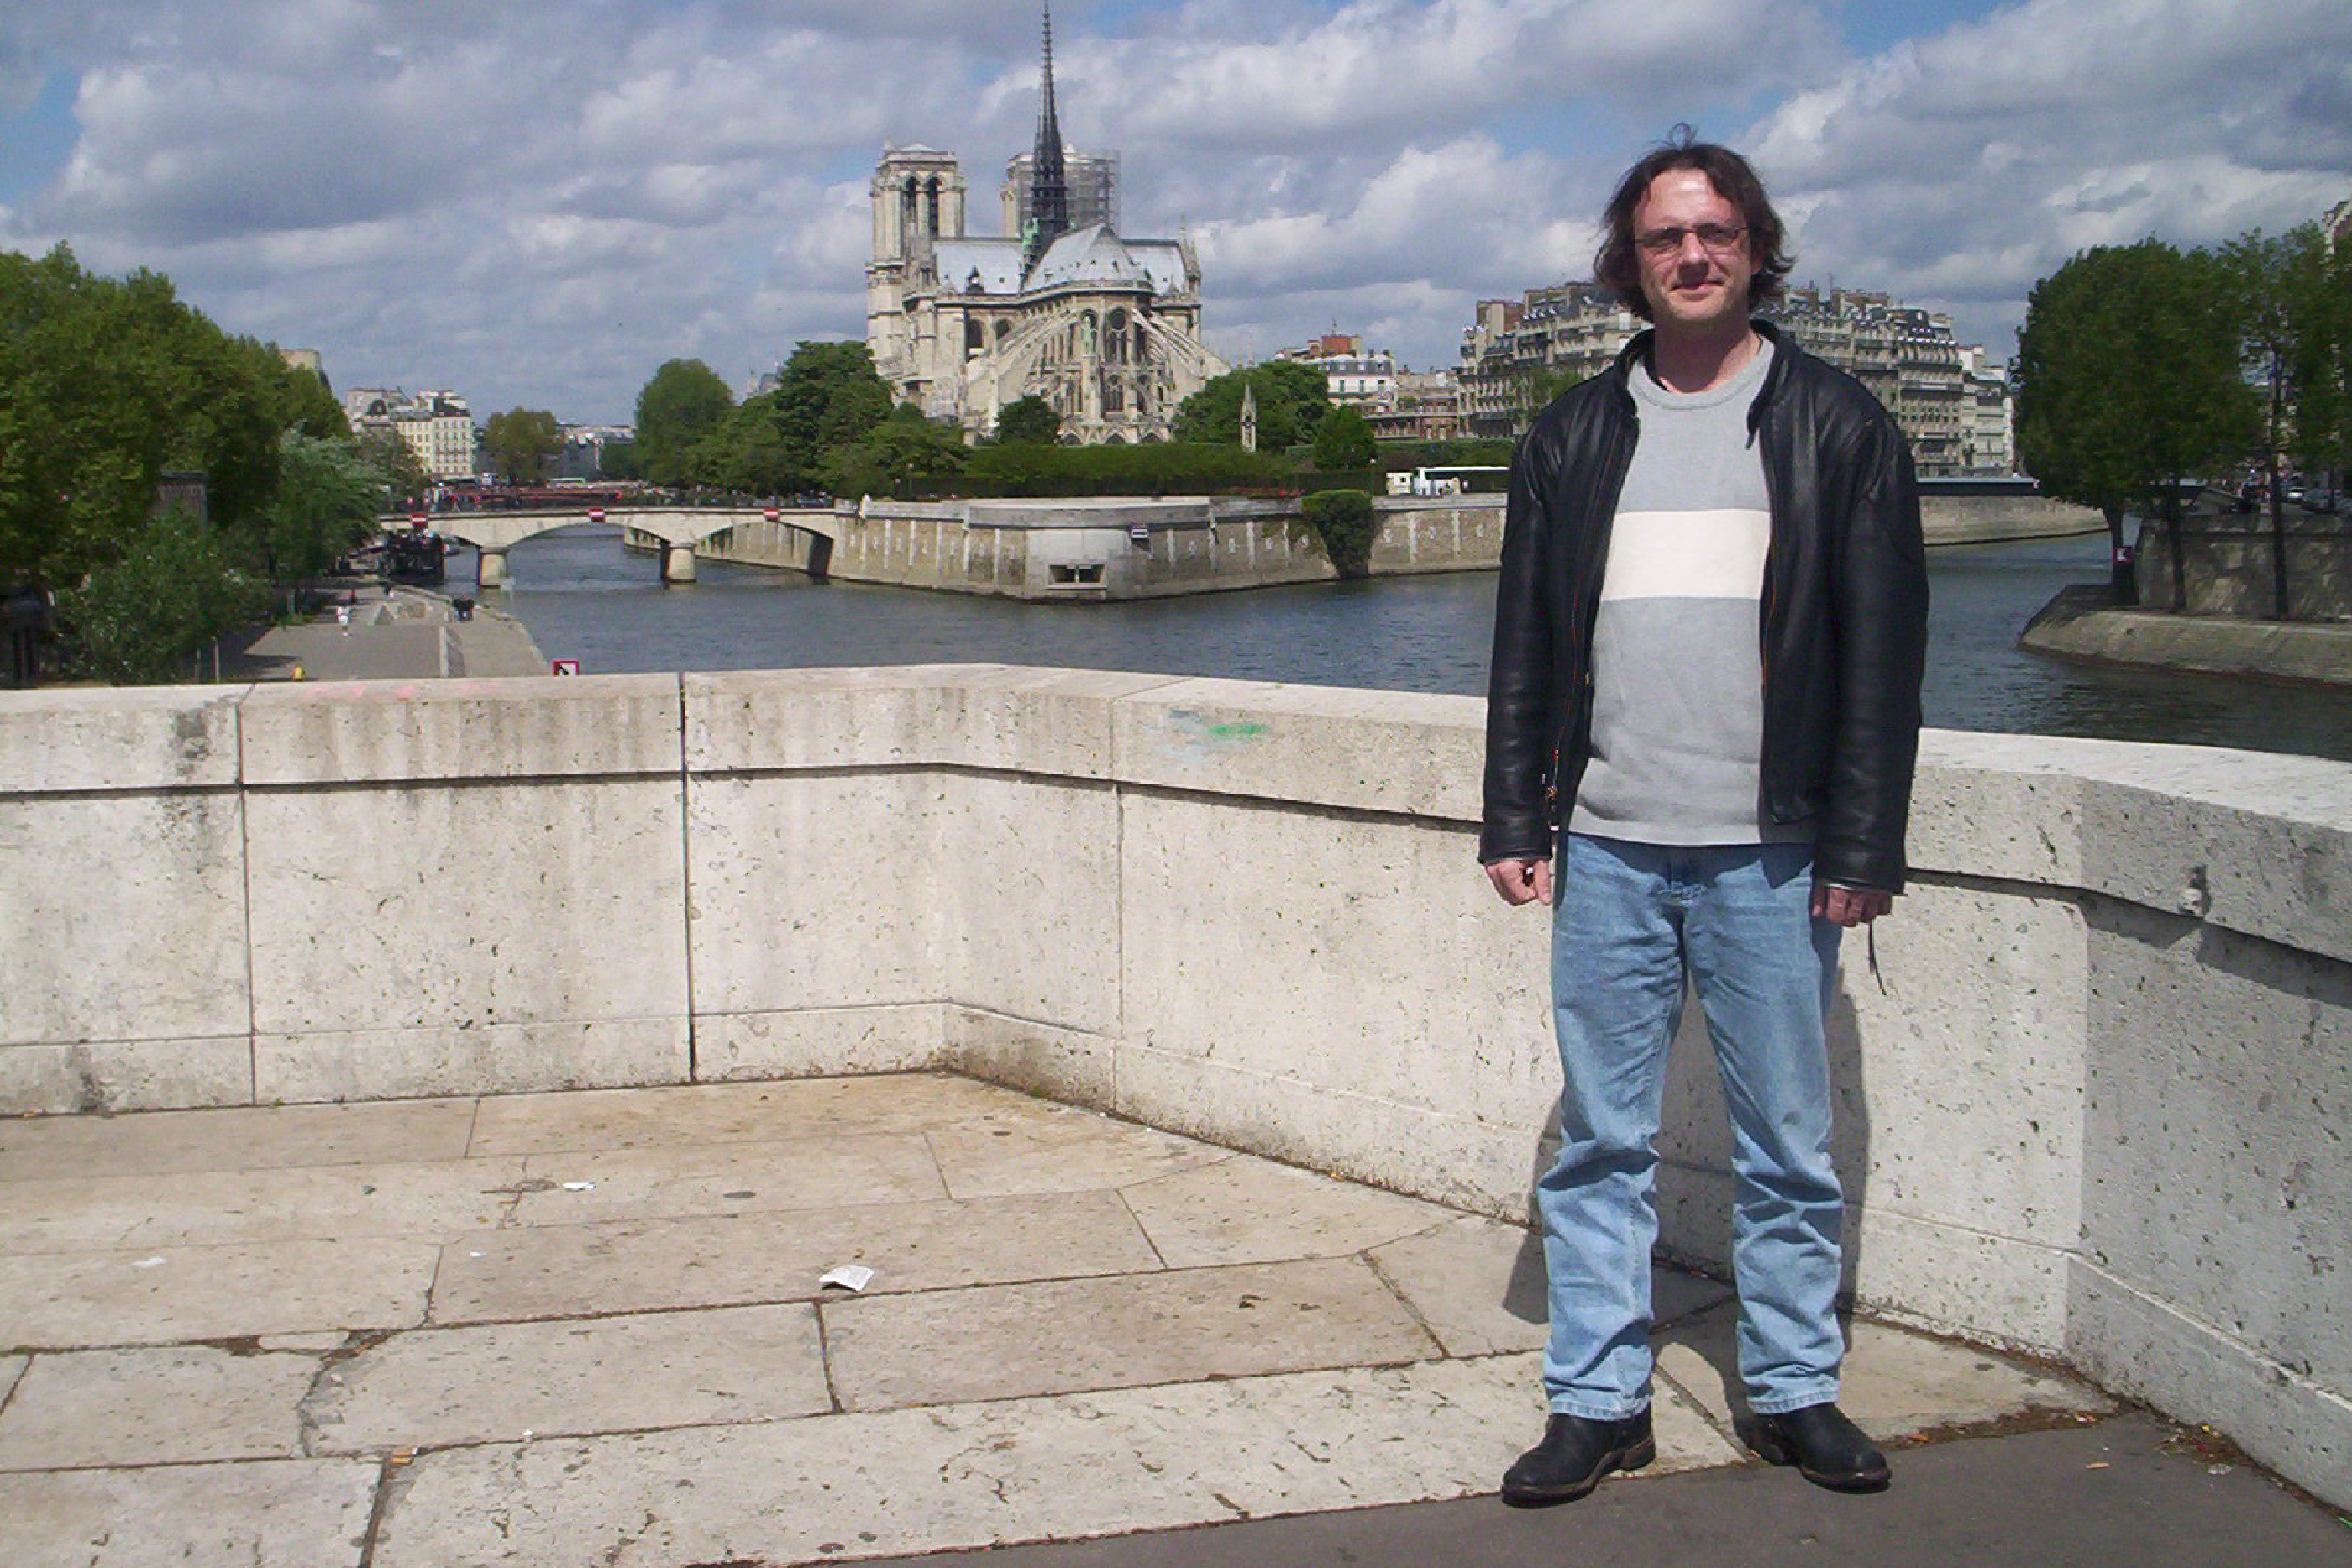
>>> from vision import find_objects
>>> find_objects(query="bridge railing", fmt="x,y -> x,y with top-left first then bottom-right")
1,669 -> 2346,1508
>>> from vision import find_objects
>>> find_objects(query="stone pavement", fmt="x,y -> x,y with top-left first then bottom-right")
0,1073 -> 2332,1567
218,584 -> 544,684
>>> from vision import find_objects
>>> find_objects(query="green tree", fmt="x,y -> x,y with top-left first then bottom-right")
263,433 -> 385,588
2218,224 -> 2348,617
59,506 -> 265,684
826,407 -> 969,497
356,427 -> 430,508
258,357 -> 349,440
1312,404 -> 1378,470
2014,240 -> 2255,608
0,245 -> 287,591
773,340 -> 895,472
596,437 -> 641,481
692,392 -> 800,494
1173,362 -> 1332,450
995,395 -> 1063,445
633,359 -> 734,487
1301,488 -> 1378,579
481,407 -> 564,485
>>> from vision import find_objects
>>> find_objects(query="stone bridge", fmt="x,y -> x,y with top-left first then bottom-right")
3,669 -> 2348,1511
428,506 -> 842,585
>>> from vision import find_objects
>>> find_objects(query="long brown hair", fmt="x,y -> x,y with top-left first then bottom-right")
1593,126 -> 1794,322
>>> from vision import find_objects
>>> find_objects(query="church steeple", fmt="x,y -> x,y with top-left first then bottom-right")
1023,3 -> 1071,273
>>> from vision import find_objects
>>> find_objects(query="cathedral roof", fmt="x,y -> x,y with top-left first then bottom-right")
930,225 -> 1194,300
1026,223 -> 1190,294
935,238 -> 1029,296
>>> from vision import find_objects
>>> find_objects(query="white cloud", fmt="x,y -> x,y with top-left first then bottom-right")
1748,0 -> 2352,358
6,0 -> 2342,417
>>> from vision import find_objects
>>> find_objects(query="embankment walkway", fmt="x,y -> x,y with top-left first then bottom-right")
2023,584 -> 2352,689
221,585 -> 543,684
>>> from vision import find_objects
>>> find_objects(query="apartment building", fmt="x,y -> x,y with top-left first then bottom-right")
1455,280 -> 2011,475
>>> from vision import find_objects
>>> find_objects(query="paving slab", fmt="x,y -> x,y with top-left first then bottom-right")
1367,1216 -> 1736,1358
465,1072 -> 1018,1155
838,1415 -> 2352,1568
927,1102 -> 1232,1198
1653,1304 -> 2113,1440
307,1303 -> 830,1452
0,1097 -> 478,1182
0,1456 -> 379,1568
371,1354 -> 1736,1568
0,1343 -> 315,1469
428,1188 -> 1162,1323
0,1236 -> 439,1348
825,1256 -> 1439,1411
1120,1153 -> 1456,1267
0,1156 -> 528,1254
510,1131 -> 945,1225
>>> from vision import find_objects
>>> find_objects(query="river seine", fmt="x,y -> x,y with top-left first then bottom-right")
478,527 -> 2352,763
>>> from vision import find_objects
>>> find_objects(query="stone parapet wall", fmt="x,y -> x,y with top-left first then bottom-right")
692,495 -> 2098,599
2134,512 -> 2352,621
2,671 -> 2344,1507
694,497 -> 1503,599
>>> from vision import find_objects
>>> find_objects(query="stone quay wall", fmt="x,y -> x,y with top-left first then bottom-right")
690,493 -> 2097,599
2,670 -> 2344,1507
2134,511 -> 2352,621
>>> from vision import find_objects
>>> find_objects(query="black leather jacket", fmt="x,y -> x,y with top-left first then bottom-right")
1480,322 -> 1929,893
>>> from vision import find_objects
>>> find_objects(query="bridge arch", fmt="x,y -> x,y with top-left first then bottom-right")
428,506 -> 842,587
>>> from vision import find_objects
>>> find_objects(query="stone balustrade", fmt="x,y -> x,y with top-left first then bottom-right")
0,669 -> 2344,1508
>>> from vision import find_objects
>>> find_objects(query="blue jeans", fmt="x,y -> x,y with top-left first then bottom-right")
1539,833 -> 1845,1419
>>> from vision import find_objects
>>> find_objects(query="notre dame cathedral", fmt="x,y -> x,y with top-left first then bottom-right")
864,6 -> 1227,443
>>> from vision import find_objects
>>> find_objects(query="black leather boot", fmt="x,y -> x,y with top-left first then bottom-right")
1737,1402 -> 1891,1492
1499,1408 -> 1656,1507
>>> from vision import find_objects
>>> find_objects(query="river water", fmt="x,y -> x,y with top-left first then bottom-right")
476,527 -> 2352,763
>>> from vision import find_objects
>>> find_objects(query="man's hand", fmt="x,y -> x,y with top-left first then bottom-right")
1812,883 -> 1892,926
1486,857 -> 1552,907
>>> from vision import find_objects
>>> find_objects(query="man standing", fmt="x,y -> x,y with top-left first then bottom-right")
1482,133 -> 1927,1505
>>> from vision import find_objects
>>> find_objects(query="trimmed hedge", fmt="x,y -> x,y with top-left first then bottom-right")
916,442 -> 1296,499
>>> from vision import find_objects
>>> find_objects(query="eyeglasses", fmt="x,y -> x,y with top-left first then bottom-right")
1635,223 -> 1747,257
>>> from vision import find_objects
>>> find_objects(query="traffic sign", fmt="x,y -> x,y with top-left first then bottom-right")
551,658 -> 581,676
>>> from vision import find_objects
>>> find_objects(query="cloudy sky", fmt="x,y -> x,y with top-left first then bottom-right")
3,0 -> 2345,423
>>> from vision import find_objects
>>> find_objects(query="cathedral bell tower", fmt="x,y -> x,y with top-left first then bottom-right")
867,146 -> 967,389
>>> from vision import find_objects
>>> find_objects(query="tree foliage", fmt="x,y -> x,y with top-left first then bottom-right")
661,341 -> 897,495
2219,225 -> 2351,480
1173,361 -> 1332,450
826,406 -> 969,497
1312,404 -> 1378,470
633,359 -> 734,487
0,245 -> 289,590
958,441 -> 1291,497
1302,488 -> 1378,579
2014,241 -> 2255,538
59,506 -> 265,684
481,407 -> 564,485
357,426 -> 430,507
994,394 -> 1063,446
264,433 -> 385,586
1,244 -> 386,680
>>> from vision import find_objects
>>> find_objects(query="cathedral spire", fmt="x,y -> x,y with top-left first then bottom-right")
1024,2 -> 1071,273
